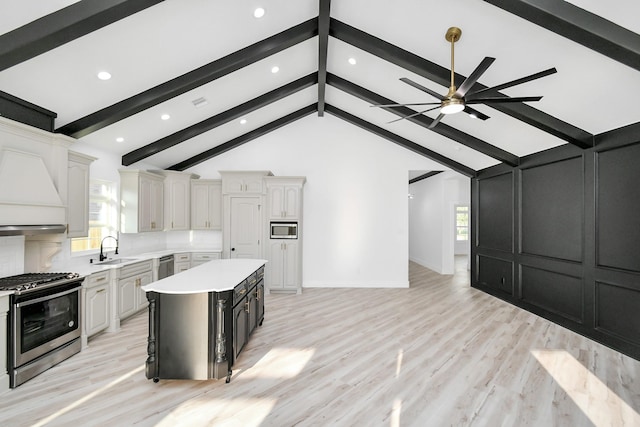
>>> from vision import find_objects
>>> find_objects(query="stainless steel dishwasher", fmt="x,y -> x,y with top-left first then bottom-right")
158,255 -> 174,279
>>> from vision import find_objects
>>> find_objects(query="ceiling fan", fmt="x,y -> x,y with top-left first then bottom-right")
373,27 -> 557,129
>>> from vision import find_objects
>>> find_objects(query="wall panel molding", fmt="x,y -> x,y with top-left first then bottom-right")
595,281 -> 640,346
472,125 -> 640,361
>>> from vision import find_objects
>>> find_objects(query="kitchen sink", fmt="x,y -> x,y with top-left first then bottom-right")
95,258 -> 138,265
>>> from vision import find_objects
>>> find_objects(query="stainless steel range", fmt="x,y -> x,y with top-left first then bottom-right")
0,272 -> 84,388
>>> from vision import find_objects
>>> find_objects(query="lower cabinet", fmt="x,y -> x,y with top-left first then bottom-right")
82,270 -> 111,346
191,252 -> 220,268
233,284 -> 248,360
267,240 -> 301,293
174,252 -> 191,273
232,267 -> 265,361
117,260 -> 153,321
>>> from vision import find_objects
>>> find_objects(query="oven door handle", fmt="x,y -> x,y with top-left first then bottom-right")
15,285 -> 82,308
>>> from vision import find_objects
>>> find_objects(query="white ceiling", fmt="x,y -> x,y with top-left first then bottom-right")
0,0 -> 639,174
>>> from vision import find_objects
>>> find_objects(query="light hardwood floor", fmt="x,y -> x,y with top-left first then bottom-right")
2,259 -> 639,426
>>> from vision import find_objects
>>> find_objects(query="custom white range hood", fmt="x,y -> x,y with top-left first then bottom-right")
0,148 -> 66,235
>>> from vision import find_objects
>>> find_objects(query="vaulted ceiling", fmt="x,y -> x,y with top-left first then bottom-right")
1,0 -> 639,178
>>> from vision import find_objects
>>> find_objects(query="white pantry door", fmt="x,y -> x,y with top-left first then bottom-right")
229,197 -> 262,259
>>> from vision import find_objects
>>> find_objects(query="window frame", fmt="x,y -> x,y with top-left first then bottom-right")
70,179 -> 118,256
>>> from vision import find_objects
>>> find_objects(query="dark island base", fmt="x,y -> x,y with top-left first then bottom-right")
145,266 -> 265,382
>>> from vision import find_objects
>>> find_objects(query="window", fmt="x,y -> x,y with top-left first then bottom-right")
455,205 -> 469,241
71,179 -> 118,253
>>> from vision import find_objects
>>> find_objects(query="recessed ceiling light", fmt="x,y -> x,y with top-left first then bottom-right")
271,66 -> 279,74
240,119 -> 247,125
97,71 -> 111,80
348,57 -> 357,65
254,7 -> 265,18
116,137 -> 124,143
161,114 -> 171,120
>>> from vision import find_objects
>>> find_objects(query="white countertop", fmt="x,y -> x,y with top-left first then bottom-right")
142,258 -> 267,294
64,248 -> 222,277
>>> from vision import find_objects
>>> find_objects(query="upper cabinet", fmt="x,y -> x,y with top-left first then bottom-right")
264,177 -> 306,220
150,170 -> 199,231
220,171 -> 272,194
67,151 -> 96,237
119,169 -> 164,233
191,179 -> 222,230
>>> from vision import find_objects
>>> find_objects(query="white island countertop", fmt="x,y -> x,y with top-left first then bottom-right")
141,258 -> 267,294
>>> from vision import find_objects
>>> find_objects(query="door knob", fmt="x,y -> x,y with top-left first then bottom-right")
231,248 -> 235,251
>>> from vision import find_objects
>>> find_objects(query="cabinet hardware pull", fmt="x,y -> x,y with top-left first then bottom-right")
245,301 -> 250,314
96,277 -> 106,282
96,288 -> 106,293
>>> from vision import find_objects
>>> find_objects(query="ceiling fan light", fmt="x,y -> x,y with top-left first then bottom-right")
440,101 -> 465,115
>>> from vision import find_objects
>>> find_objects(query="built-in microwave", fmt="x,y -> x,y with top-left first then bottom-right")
270,222 -> 298,239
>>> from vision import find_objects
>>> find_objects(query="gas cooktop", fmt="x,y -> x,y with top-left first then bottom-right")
0,272 -> 81,292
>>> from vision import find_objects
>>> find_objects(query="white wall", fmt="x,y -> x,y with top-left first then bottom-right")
408,171 -> 470,274
188,114 -> 446,288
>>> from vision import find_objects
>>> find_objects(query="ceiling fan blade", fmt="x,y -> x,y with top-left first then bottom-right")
464,106 -> 489,121
467,68 -> 557,99
454,57 -> 495,98
428,113 -> 445,129
399,77 -> 445,100
371,102 -> 441,108
467,96 -> 542,104
387,106 -> 441,124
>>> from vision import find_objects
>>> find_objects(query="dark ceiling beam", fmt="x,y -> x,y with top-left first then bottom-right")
168,104 -> 317,171
317,0 -> 331,116
122,73 -> 318,166
325,105 -> 476,178
0,0 -> 163,72
409,171 -> 443,184
483,0 -> 640,72
57,18 -> 319,138
329,18 -> 594,149
327,73 -> 520,167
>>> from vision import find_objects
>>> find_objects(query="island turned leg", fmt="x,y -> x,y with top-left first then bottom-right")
213,297 -> 232,382
145,292 -> 158,382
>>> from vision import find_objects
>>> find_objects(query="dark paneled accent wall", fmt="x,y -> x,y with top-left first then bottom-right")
472,125 -> 640,360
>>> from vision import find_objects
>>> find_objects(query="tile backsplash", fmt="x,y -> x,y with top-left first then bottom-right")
3,230 -> 223,276
0,236 -> 25,278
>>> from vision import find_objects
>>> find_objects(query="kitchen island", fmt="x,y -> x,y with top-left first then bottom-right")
142,259 -> 266,383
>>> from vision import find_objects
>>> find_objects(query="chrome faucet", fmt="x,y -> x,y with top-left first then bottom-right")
99,235 -> 119,262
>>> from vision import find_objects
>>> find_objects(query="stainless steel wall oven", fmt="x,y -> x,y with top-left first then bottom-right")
0,273 -> 83,388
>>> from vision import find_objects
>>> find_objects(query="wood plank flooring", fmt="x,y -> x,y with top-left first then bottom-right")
2,259 -> 639,426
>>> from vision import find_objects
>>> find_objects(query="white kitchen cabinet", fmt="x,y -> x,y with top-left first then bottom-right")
117,260 -> 153,321
191,251 -> 221,268
0,292 -> 9,393
174,252 -> 191,273
191,179 -> 222,230
220,171 -> 272,194
267,240 -> 301,293
150,170 -> 199,231
82,270 -> 110,346
119,169 -> 164,233
265,177 -> 305,220
67,151 -> 96,237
